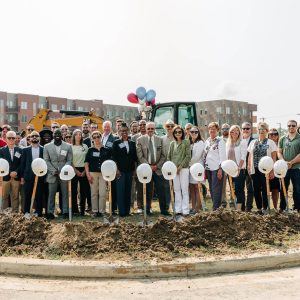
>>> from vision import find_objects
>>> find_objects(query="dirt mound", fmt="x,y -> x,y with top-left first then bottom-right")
1,209 -> 300,260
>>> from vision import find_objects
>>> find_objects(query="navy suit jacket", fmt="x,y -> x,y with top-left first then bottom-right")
0,146 -> 23,181
103,133 -> 117,158
112,139 -> 137,172
20,145 -> 44,181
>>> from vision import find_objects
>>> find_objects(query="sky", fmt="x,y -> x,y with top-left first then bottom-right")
0,0 -> 299,129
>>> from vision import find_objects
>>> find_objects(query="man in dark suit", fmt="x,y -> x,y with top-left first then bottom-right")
0,130 -> 22,212
112,123 -> 137,217
242,122 -> 254,211
136,122 -> 168,215
102,120 -> 118,213
20,131 -> 46,217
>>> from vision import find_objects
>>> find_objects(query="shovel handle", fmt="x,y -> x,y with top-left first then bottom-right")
265,173 -> 273,210
0,177 -> 3,212
68,180 -> 72,221
228,176 -> 236,200
30,176 -> 39,213
108,181 -> 112,217
280,177 -> 289,209
143,183 -> 147,223
197,182 -> 206,211
169,180 -> 175,218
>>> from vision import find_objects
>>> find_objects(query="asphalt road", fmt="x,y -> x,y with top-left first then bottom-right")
1,267 -> 300,300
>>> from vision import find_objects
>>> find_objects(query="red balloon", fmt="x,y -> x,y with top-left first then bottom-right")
150,99 -> 155,105
127,93 -> 139,104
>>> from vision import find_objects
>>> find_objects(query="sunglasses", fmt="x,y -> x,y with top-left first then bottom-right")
222,128 -> 230,131
190,130 -> 199,134
288,125 -> 296,128
92,135 -> 101,139
147,128 -> 155,130
31,135 -> 39,138
174,131 -> 183,134
7,137 -> 16,140
186,128 -> 192,130
166,125 -> 174,128
242,128 -> 250,130
51,126 -> 59,129
27,128 -> 34,131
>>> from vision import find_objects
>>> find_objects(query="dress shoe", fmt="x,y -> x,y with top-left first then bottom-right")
63,213 -> 69,219
46,213 -> 55,220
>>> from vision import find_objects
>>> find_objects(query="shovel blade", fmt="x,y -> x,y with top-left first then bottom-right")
103,215 -> 119,225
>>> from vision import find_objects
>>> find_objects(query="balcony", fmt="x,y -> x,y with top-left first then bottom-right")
5,106 -> 19,113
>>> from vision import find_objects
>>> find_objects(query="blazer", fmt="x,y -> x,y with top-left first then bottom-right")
102,133 -> 117,158
0,146 -> 23,181
112,139 -> 137,172
245,136 -> 254,168
136,135 -> 165,175
43,141 -> 73,183
20,145 -> 44,181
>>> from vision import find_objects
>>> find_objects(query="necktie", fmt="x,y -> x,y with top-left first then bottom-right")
149,137 -> 155,164
10,149 -> 14,161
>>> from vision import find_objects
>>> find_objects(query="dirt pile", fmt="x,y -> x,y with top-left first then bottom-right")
1,209 -> 300,260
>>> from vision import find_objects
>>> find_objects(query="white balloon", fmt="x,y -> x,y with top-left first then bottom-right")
101,160 -> 117,182
60,165 -> 75,181
162,161 -> 177,180
137,163 -> 152,184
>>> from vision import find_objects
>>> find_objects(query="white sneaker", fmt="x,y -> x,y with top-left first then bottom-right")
24,213 -> 31,219
150,208 -> 153,214
137,209 -> 143,214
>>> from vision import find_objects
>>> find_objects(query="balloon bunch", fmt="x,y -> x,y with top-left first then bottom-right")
127,86 -> 156,113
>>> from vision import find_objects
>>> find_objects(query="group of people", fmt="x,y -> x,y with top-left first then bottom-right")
0,117 -> 299,220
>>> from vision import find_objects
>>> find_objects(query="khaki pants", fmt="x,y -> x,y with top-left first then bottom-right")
89,172 -> 107,213
2,179 -> 20,212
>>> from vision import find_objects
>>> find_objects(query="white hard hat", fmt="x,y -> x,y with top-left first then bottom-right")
137,163 -> 152,184
274,160 -> 288,178
59,165 -> 75,181
190,163 -> 205,182
0,158 -> 9,177
101,160 -> 117,181
221,160 -> 239,177
162,161 -> 177,180
258,156 -> 274,174
31,158 -> 47,177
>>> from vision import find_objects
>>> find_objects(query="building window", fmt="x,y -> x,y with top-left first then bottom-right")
226,107 -> 230,114
33,103 -> 37,115
21,115 -> 27,122
39,103 -> 44,109
21,101 -> 28,109
7,100 -> 14,108
200,109 -> 203,115
216,107 -> 222,113
77,106 -> 83,111
51,104 -> 57,110
61,105 -> 65,110
7,114 -> 16,122
243,108 -> 247,115
204,109 -> 207,115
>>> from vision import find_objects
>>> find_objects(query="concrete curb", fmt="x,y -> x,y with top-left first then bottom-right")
1,251 -> 300,279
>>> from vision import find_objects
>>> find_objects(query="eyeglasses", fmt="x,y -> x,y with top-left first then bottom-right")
27,128 -> 34,131
186,127 -> 192,131
166,125 -> 174,128
7,137 -> 16,140
139,123 -> 146,126
92,135 -> 101,139
190,131 -> 199,134
31,135 -> 39,138
147,128 -> 155,130
258,128 -> 266,131
61,128 -> 68,131
288,124 -> 296,128
65,136 -> 72,139
51,126 -> 59,129
242,128 -> 251,130
174,131 -> 182,134
222,128 -> 230,131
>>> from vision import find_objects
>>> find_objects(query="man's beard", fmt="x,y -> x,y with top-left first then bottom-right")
31,140 -> 39,144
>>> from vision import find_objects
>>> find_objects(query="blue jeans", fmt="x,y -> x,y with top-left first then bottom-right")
116,171 -> 133,216
279,168 -> 300,210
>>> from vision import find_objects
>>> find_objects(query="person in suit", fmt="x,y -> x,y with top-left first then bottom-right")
43,129 -> 73,219
136,122 -> 168,215
102,120 -> 117,213
112,123 -> 137,217
20,131 -> 46,217
0,131 -> 23,212
242,122 -> 254,211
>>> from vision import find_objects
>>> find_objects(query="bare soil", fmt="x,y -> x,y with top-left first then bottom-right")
1,209 -> 300,261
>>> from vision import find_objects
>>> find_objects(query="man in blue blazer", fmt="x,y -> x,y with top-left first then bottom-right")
20,131 -> 46,217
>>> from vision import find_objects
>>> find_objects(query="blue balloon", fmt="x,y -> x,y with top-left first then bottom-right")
136,87 -> 147,100
146,89 -> 156,102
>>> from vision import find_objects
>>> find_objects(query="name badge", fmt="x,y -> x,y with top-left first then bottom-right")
60,150 -> 67,156
14,152 -> 21,158
119,143 -> 125,149
106,141 -> 113,148
93,152 -> 100,157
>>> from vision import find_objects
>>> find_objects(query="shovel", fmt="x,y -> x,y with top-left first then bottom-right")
104,181 -> 119,225
29,175 -> 39,216
68,180 -> 72,221
197,182 -> 207,212
228,176 -> 237,209
280,177 -> 293,214
138,182 -> 153,226
169,179 -> 183,222
264,173 -> 273,214
0,176 -> 3,213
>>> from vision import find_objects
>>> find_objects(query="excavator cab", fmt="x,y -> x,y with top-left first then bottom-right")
150,102 -> 197,135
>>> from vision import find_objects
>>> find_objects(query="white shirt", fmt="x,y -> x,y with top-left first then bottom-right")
147,135 -> 156,164
9,147 -> 14,160
189,140 -> 205,166
203,137 -> 226,171
102,133 -> 110,147
31,146 -> 40,160
225,140 -> 248,169
123,141 -> 129,153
